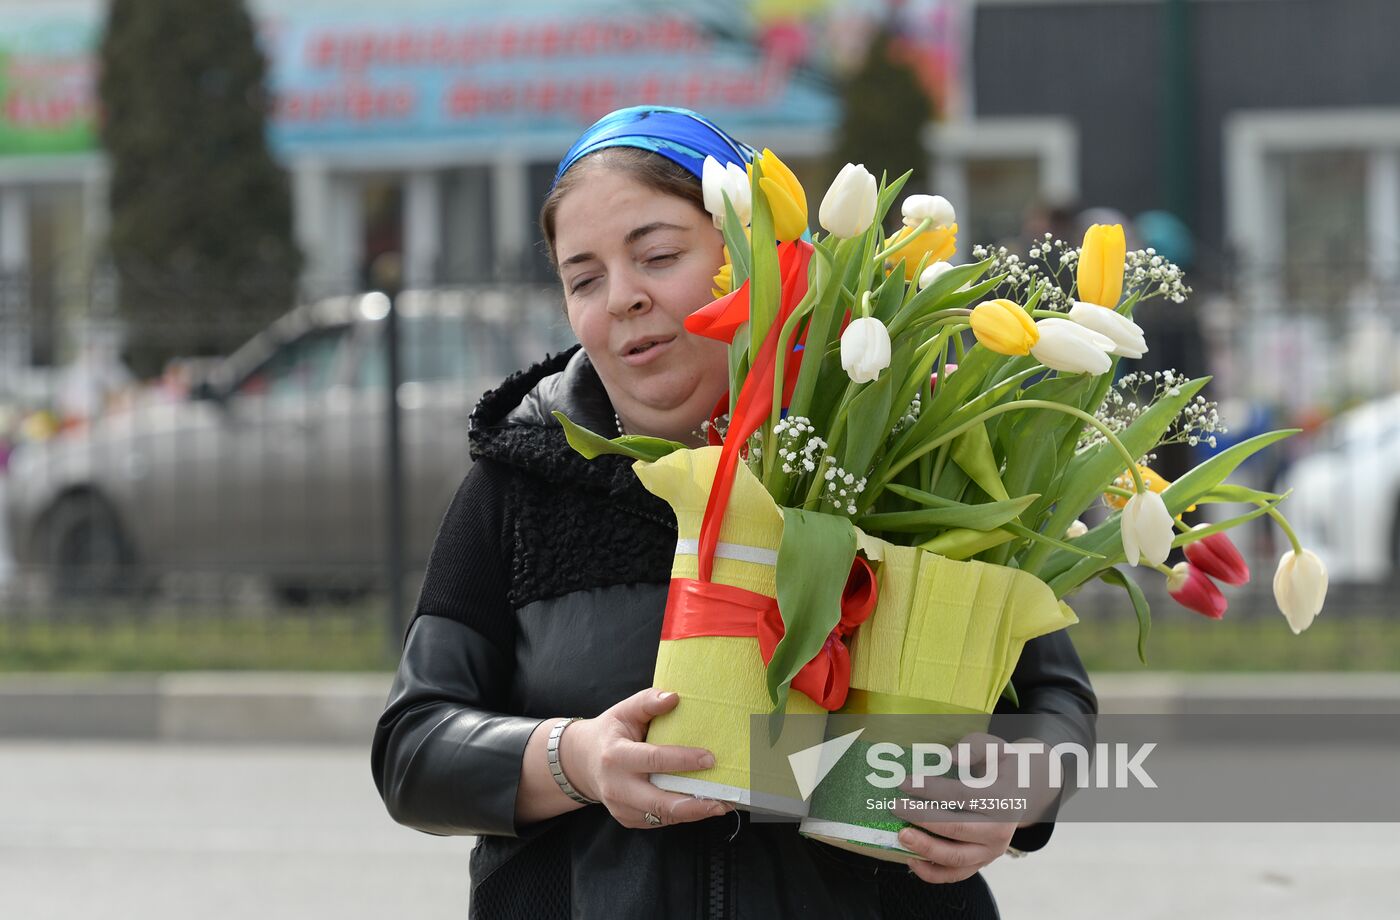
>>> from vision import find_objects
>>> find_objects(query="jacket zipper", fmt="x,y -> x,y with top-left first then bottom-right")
706,822 -> 728,920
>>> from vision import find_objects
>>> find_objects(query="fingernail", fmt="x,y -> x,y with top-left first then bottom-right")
699,753 -> 716,769
709,804 -> 726,817
658,691 -> 677,702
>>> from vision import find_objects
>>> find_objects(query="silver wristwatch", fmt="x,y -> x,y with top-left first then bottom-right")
547,717 -> 600,805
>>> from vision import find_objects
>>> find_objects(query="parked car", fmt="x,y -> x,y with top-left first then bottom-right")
1275,392 -> 1400,584
3,289 -> 573,600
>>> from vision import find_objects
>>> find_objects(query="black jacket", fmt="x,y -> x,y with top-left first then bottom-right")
371,346 -> 1098,920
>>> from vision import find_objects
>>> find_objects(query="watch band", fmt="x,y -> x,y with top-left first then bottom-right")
547,717 -> 600,805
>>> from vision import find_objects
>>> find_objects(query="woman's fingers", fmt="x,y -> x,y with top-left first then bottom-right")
606,738 -> 716,776
610,688 -> 682,734
615,786 -> 732,829
897,826 -> 990,884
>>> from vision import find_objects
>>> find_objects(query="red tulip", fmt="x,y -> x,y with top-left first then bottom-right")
1166,562 -> 1228,620
1183,526 -> 1251,586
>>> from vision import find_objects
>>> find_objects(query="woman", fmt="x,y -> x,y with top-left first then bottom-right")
371,105 -> 1097,919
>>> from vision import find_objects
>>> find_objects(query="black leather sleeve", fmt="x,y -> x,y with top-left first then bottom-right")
370,459 -> 546,838
992,628 -> 1098,853
371,614 -> 547,838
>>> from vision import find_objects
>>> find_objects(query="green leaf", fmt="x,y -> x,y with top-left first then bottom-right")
840,354 -> 896,486
552,411 -> 685,462
1098,568 -> 1151,665
771,509 -> 858,714
1159,429 -> 1299,517
871,271 -> 908,325
722,196 -> 750,289
917,527 -> 1016,560
859,493 -> 1038,533
1199,483 -> 1285,504
875,169 -> 913,222
950,422 -> 1010,502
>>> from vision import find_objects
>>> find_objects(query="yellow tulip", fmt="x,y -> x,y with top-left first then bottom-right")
749,148 -> 809,242
1104,464 -> 1196,513
1077,223 -> 1126,308
711,261 -> 733,300
970,299 -> 1038,356
886,223 -> 958,282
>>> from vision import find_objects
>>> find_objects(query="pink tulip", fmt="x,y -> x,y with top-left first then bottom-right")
929,363 -> 958,393
1166,562 -> 1228,620
1183,526 -> 1251,586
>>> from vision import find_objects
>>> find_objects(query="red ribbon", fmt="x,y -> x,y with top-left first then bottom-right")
661,557 -> 879,711
686,240 -> 814,583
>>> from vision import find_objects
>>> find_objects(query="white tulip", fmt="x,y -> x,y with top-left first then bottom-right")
902,194 -> 956,229
1065,520 -> 1088,540
1273,549 -> 1328,634
1068,301 -> 1148,359
701,155 -> 750,228
1120,490 -> 1174,567
1029,317 -> 1115,375
819,163 -> 878,239
918,261 -> 957,290
840,316 -> 891,384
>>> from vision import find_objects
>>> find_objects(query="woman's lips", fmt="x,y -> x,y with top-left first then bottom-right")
619,335 -> 677,367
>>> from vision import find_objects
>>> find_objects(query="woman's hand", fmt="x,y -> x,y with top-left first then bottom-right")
891,731 -> 1057,884
560,688 -> 734,829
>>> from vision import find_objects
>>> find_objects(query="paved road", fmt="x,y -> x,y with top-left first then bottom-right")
0,741 -> 473,920
2,741 -> 1396,919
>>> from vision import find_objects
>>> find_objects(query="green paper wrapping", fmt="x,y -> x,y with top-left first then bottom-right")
633,447 -> 827,817
800,544 -> 1078,861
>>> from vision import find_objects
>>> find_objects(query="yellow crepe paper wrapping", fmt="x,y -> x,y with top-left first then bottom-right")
800,542 -> 1079,861
633,446 -> 827,816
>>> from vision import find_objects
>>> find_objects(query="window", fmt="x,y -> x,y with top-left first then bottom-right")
964,157 -> 1041,249
1278,150 -> 1368,310
354,313 -> 529,390
235,327 -> 352,400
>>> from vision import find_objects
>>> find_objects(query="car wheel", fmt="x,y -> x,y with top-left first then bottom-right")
43,493 -> 138,599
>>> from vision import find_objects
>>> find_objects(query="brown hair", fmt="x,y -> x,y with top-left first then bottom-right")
538,147 -> 707,270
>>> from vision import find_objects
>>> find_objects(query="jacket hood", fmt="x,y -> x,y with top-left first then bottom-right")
469,345 -> 642,496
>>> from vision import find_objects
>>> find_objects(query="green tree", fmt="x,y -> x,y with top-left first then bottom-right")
830,26 -> 935,224
98,0 -> 301,377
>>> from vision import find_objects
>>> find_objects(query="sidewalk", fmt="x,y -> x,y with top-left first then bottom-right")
4,671 -> 1400,744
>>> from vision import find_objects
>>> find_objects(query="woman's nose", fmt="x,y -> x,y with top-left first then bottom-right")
606,271 -> 652,318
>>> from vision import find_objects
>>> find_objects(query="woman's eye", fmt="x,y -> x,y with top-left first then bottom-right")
569,276 -> 597,294
647,252 -> 679,266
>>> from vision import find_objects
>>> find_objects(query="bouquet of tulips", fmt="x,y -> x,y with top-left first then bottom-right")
559,149 -> 1326,848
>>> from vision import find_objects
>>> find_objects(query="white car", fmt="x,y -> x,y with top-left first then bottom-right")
1276,393 -> 1400,584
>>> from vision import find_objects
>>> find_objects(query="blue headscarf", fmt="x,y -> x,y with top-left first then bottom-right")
551,105 -> 754,190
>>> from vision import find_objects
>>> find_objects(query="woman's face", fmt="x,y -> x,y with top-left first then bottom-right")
553,166 -> 730,443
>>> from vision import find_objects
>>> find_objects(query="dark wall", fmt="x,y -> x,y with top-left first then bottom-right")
972,0 -> 1400,284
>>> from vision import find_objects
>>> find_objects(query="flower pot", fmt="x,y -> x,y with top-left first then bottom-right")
799,543 -> 1078,861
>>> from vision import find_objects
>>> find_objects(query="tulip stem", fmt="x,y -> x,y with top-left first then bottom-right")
877,399 -> 1146,495
872,217 -> 934,265
1152,562 -> 1175,578
1253,499 -> 1304,555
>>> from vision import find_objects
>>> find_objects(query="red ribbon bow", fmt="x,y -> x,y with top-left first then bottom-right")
660,557 -> 878,711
